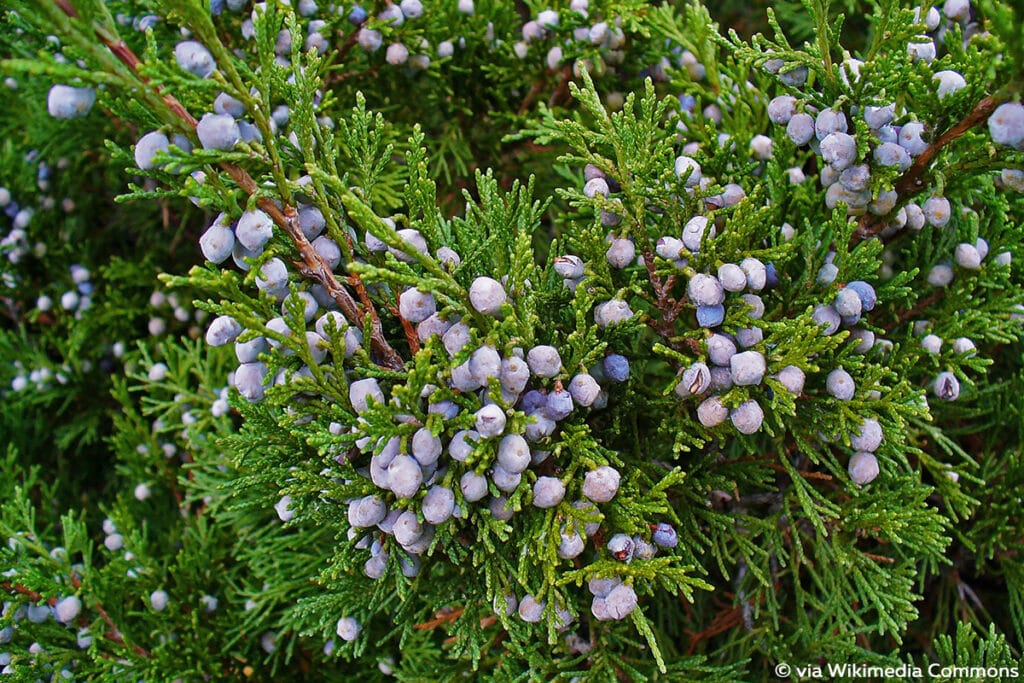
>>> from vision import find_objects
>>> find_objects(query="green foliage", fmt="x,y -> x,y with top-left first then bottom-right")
1,0 -> 1024,680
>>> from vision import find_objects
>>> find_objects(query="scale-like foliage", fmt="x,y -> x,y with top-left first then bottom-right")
1,0 -> 1023,680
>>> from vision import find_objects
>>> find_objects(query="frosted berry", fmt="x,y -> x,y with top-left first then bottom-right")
863,104 -> 894,129
47,85 -> 95,119
952,337 -> 977,355
815,109 -> 848,140
934,70 -> 967,100
387,455 -> 422,499
553,255 -> 584,279
392,510 -> 423,547
820,132 -> 857,170
848,451 -> 880,485
605,238 -> 635,268
594,299 -> 633,327
739,258 -> 767,291
582,466 -> 620,503
834,288 -> 863,318
767,95 -> 797,124
349,378 -> 384,413
206,315 -> 242,347
469,276 -> 506,315
460,471 -> 488,502
603,584 -> 637,620
558,530 -> 585,559
386,43 -> 409,65
652,522 -> 678,548
921,334 -> 943,354
497,434 -> 531,474
532,476 -> 565,508
569,373 -> 600,406
697,396 -> 728,426
448,430 -> 478,462
336,617 -> 361,642
196,113 -> 240,150
735,326 -> 763,348
674,155 -> 701,187
491,465 -> 521,493
235,362 -> 268,402
518,595 -> 544,622
682,216 -> 712,252
923,196 -> 951,227
174,41 -> 216,77
490,496 -> 515,521
988,102 -> 1024,148
927,264 -> 954,287
255,257 -> 288,293
584,177 -> 609,198
422,486 -> 455,525
873,142 -> 911,170
729,351 -> 766,386
812,304 -> 841,335
411,428 -> 442,467
688,273 -> 724,306
954,243 -> 982,269
200,219 -> 235,264
826,368 -> 855,400
150,590 -> 169,612
775,365 -> 806,395
348,495 -> 387,528
677,362 -> 711,397
845,281 -> 876,311
850,418 -> 883,452
274,495 -> 294,522
786,113 -> 815,146
527,345 -> 562,377
475,404 -> 507,437
730,400 -> 763,434
718,263 -> 746,292
54,596 -> 81,624
696,305 -> 725,328
134,131 -> 170,170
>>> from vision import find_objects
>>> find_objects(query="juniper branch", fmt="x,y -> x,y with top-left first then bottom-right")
852,95 -> 1004,246
49,0 -> 406,371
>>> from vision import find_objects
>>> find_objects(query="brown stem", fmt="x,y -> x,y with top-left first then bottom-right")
852,96 -> 1002,246
51,1 -> 405,371
641,248 -> 699,356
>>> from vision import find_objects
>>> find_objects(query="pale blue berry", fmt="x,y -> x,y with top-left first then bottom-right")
826,368 -> 855,400
730,351 -> 765,386
848,451 -> 879,485
469,277 -> 506,315
730,400 -> 763,434
475,404 -> 507,437
988,102 -> 1024,148
688,273 -> 724,306
174,41 -> 216,77
850,418 -> 882,452
582,466 -> 620,503
196,113 -> 240,150
47,85 -> 95,119
697,396 -> 728,426
135,131 -> 170,170
460,471 -> 488,502
497,434 -> 531,474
